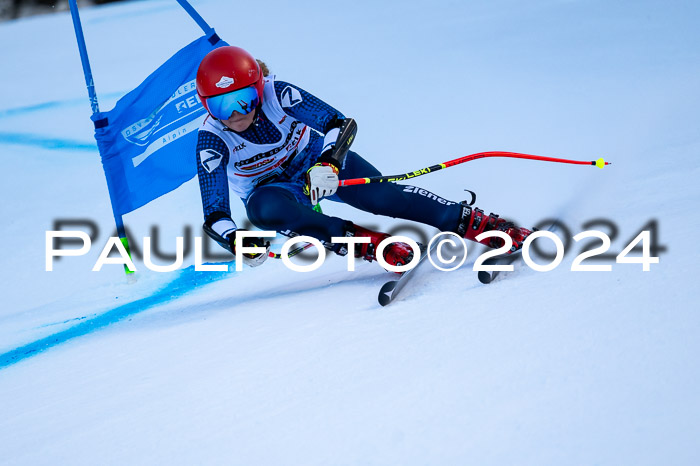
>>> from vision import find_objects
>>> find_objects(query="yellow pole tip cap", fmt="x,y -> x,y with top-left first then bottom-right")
595,157 -> 607,169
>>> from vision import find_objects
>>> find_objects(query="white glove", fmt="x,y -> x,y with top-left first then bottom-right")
305,162 -> 339,205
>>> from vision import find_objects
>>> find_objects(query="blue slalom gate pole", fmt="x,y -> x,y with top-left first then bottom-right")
68,0 -> 99,114
175,0 -> 214,34
68,0 -> 134,276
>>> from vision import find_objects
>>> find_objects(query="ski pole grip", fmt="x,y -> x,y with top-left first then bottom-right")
339,177 -> 369,187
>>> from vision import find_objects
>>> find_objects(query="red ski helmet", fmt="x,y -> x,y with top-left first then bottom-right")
196,46 -> 265,118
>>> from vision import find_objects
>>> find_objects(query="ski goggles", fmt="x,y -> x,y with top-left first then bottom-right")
204,85 -> 259,120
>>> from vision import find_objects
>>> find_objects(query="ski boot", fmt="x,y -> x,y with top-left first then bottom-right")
455,203 -> 532,254
348,224 -> 415,270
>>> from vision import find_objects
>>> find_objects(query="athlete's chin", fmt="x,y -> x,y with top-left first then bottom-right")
230,122 -> 250,132
224,115 -> 254,132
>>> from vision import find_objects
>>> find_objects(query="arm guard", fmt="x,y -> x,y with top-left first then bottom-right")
317,117 -> 358,169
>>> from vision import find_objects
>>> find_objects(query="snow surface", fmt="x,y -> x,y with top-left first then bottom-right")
1,0 -> 699,464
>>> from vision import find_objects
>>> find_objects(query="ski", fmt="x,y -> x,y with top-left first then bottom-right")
477,249 -> 524,284
378,243 -> 433,306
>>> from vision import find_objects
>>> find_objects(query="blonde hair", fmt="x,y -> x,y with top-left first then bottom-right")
256,59 -> 270,77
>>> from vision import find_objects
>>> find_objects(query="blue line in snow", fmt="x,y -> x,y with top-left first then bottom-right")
0,132 -> 97,151
0,92 -> 124,119
0,100 -> 84,119
0,266 -> 234,370
0,92 -> 125,152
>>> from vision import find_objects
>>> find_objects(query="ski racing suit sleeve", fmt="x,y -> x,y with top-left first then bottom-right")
273,80 -> 345,133
273,80 -> 349,166
196,129 -> 237,237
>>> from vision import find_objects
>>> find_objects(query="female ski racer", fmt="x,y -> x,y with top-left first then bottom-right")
194,46 -> 532,269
